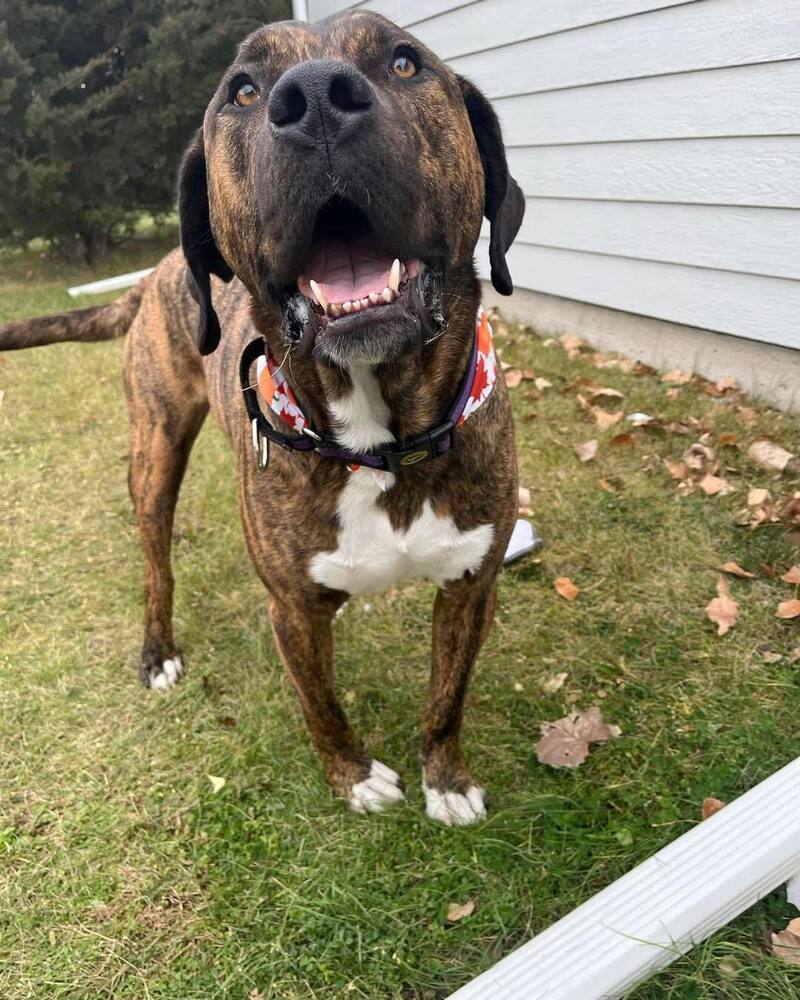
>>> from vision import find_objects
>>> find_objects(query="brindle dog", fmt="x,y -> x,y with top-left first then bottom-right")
0,10 -> 524,825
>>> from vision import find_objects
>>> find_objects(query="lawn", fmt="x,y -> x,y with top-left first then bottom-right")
1,234 -> 799,999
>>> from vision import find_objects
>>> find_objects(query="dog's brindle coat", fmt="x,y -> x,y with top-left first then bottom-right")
0,11 -> 525,824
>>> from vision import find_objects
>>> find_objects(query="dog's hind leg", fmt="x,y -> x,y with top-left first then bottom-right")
420,579 -> 496,826
124,312 -> 209,690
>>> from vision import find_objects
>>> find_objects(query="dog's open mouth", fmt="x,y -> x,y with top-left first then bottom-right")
298,198 -> 420,321
281,197 -> 442,364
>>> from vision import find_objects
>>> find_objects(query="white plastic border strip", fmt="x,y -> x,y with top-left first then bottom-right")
450,756 -> 800,999
67,267 -> 154,298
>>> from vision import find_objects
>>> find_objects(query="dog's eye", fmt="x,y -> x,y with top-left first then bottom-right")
391,49 -> 419,79
234,81 -> 260,108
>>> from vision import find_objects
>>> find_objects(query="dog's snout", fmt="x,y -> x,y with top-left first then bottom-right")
268,60 -> 374,150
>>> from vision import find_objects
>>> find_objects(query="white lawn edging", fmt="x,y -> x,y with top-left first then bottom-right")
450,756 -> 800,999
67,267 -> 154,298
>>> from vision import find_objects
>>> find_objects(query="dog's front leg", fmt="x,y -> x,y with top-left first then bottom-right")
421,578 -> 496,826
269,595 -> 405,814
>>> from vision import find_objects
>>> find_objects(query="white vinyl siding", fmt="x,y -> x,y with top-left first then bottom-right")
305,0 -> 800,351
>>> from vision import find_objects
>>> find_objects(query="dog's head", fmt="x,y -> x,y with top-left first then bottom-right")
179,10 -> 524,363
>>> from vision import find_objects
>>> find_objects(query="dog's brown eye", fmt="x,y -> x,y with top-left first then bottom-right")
234,82 -> 260,107
391,52 -> 418,79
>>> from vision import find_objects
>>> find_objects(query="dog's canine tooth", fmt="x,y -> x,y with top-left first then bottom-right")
342,300 -> 353,314
388,258 -> 401,293
309,279 -> 328,311
380,287 -> 393,304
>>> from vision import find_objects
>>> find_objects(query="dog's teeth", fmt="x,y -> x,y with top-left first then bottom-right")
342,300 -> 352,314
368,292 -> 379,305
329,303 -> 342,318
381,286 -> 393,304
360,297 -> 370,309
400,262 -> 406,276
388,258 -> 401,293
352,299 -> 362,312
309,279 -> 328,311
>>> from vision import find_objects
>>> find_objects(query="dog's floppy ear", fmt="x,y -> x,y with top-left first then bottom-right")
458,76 -> 525,296
178,132 -> 234,355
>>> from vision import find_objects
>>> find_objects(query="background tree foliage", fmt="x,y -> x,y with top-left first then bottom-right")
0,0 -> 291,262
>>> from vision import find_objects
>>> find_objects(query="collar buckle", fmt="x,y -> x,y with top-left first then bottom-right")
381,420 -> 456,475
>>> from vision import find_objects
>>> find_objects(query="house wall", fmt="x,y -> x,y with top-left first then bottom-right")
302,0 -> 800,368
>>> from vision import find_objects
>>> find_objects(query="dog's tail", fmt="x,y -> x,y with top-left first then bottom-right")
0,275 -> 150,352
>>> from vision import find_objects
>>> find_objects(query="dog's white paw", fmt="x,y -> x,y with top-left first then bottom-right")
349,760 -> 405,814
149,656 -> 183,690
423,776 -> 486,826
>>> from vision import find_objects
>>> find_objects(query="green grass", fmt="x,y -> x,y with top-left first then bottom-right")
1,236 -> 799,999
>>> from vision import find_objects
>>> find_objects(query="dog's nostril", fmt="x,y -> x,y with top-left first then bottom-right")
270,84 -> 307,127
329,73 -> 372,114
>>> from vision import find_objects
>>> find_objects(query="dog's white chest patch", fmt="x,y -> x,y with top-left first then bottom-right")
310,364 -> 494,595
311,472 -> 494,595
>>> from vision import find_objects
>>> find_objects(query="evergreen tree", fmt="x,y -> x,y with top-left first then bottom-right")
0,0 -> 291,262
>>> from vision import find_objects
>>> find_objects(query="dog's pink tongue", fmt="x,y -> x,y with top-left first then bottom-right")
305,234 -> 393,304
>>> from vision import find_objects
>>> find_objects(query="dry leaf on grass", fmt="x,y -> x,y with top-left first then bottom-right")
534,377 -> 552,391
683,442 -> 715,473
446,900 -> 475,923
706,575 -> 739,636
777,599 -> 800,620
610,432 -> 636,448
701,797 -> 726,820
542,671 -> 568,694
661,369 -> 693,385
574,440 -> 598,463
699,473 -> 731,497
789,648 -> 800,665
781,565 -> 800,585
759,647 -> 782,664
535,706 -> 621,769
592,407 -> 623,431
718,561 -> 755,579
771,918 -> 800,967
554,577 -> 579,601
748,440 -> 796,474
590,386 -> 624,401
505,369 -> 523,388
208,775 -> 226,793
559,334 -> 586,358
665,459 -> 689,481
748,487 -> 770,507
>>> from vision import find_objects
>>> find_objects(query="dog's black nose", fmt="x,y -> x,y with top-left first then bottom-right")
268,59 -> 374,151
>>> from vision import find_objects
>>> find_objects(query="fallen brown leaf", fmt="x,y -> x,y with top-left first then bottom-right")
590,386 -> 624,401
535,706 -> 622,769
597,478 -> 618,493
505,369 -> 523,388
771,918 -> 800,966
777,599 -> 800,620
736,406 -> 759,428
747,487 -> 770,507
591,407 -> 623,431
610,432 -> 636,448
718,561 -> 755,579
699,473 -> 731,497
788,648 -> 800,664
574,440 -> 598,463
559,334 -> 585,358
446,899 -> 475,923
718,433 -> 739,447
534,377 -> 552,391
781,565 -> 800,585
748,440 -> 795,473
661,369 -> 693,385
701,797 -> 725,820
706,575 -> 739,636
759,646 -> 782,664
541,671 -> 568,694
683,442 -> 715,473
554,577 -> 579,602
664,459 -> 689,481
